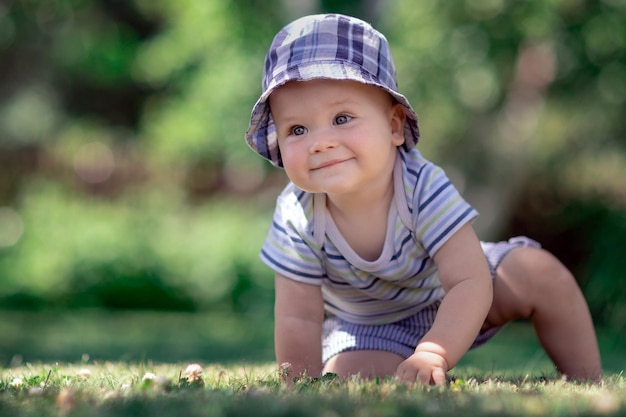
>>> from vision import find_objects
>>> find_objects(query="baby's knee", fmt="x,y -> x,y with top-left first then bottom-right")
516,248 -> 581,302
491,247 -> 583,324
500,247 -> 578,298
532,248 -> 576,284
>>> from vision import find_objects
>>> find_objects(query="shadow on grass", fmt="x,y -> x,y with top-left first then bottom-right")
1,311 -> 623,376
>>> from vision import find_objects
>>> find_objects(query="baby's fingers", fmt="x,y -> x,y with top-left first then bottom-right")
395,366 -> 417,383
416,369 -> 447,386
431,368 -> 447,386
416,369 -> 431,385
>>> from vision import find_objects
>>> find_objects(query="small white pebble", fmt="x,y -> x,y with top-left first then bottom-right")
278,362 -> 292,380
142,372 -> 157,382
185,363 -> 203,376
185,363 -> 203,382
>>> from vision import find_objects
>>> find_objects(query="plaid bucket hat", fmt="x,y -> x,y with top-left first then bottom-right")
245,13 -> 420,168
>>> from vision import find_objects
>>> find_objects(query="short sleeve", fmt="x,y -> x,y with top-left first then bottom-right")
260,184 -> 325,285
411,161 -> 478,256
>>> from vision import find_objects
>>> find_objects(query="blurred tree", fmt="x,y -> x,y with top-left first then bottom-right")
381,0 -> 626,239
131,0 -> 287,196
0,0 -> 160,206
0,0 -> 160,133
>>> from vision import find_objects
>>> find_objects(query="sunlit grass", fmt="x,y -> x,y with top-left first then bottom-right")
1,361 -> 624,417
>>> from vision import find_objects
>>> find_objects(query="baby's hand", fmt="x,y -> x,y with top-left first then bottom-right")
395,351 -> 448,386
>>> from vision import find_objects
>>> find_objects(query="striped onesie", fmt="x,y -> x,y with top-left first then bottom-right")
261,147 -> 539,361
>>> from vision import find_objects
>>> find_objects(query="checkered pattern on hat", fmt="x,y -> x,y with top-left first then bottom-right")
246,13 -> 420,168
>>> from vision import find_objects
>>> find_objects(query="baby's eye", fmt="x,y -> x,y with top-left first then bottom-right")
291,126 -> 307,136
334,114 -> 352,125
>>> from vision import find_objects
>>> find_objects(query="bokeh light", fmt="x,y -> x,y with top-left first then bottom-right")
73,142 -> 115,183
0,207 -> 23,248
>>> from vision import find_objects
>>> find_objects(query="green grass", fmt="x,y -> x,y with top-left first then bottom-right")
1,361 -> 624,417
0,310 -> 275,365
0,312 -> 624,416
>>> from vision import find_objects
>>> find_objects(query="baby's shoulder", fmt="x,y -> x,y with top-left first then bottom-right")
276,182 -> 313,207
398,148 -> 445,192
400,147 -> 434,171
274,182 -> 316,228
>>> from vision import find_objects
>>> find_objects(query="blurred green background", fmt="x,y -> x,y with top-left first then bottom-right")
0,0 -> 624,369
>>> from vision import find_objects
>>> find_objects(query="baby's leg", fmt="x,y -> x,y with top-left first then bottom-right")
323,350 -> 404,379
484,247 -> 601,380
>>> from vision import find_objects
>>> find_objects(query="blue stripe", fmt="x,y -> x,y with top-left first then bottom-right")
323,299 -> 342,312
419,181 -> 451,212
390,233 -> 414,261
404,157 -> 425,184
426,207 -> 474,253
351,21 -> 364,65
359,277 -> 379,291
323,274 -> 350,285
336,16 -> 350,60
261,249 -> 322,280
413,257 -> 429,276
271,221 -> 306,245
390,287 -> 406,300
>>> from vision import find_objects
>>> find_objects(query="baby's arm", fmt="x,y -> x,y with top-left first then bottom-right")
396,222 -> 493,385
274,273 -> 325,383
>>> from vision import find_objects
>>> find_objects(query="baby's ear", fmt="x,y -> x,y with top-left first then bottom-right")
390,103 -> 406,146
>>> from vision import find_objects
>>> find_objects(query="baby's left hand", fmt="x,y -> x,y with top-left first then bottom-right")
395,351 -> 448,386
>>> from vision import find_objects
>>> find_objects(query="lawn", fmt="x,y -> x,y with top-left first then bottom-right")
2,361 -> 624,416
1,311 -> 624,416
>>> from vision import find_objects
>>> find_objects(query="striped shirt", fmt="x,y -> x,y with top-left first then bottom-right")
260,148 -> 478,325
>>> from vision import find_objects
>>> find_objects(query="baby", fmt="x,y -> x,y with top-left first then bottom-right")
245,13 -> 601,385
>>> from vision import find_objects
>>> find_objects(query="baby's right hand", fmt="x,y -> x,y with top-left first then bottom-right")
395,351 -> 448,386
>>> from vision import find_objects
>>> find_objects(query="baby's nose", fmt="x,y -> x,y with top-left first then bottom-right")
309,129 -> 339,153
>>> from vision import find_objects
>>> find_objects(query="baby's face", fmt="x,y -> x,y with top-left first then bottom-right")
269,79 -> 405,197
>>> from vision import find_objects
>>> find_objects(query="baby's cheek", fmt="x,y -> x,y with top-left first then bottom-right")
282,161 -> 305,182
281,150 -> 304,172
